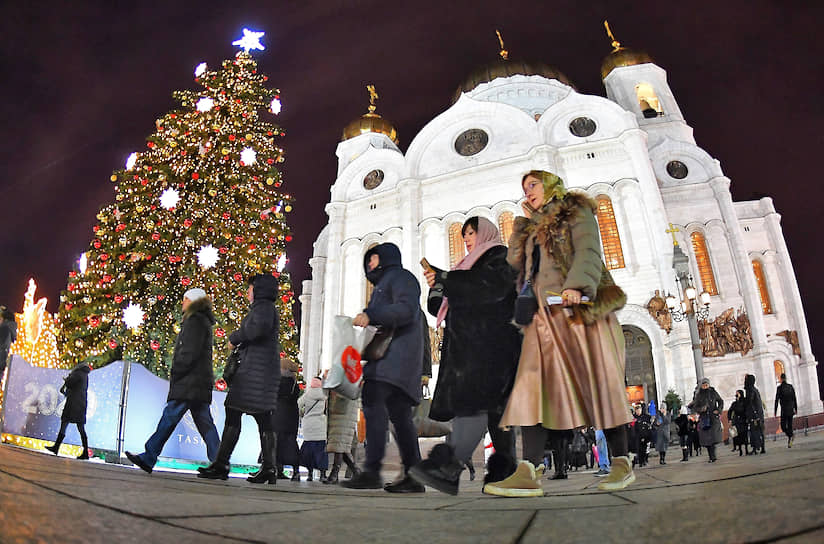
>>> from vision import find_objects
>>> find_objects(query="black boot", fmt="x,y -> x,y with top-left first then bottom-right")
681,448 -> 688,462
46,433 -> 64,455
466,458 -> 476,481
408,443 -> 463,495
307,468 -> 314,482
323,463 -> 340,484
247,431 -> 277,484
291,466 -> 301,481
550,436 -> 569,480
77,428 -> 89,460
660,452 -> 666,465
708,445 -> 717,463
198,425 -> 240,480
275,465 -> 289,479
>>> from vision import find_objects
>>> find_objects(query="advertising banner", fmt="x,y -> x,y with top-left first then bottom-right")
1,355 -> 121,450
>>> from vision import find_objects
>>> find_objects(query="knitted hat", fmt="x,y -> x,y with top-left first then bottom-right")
701,377 -> 710,385
183,288 -> 207,302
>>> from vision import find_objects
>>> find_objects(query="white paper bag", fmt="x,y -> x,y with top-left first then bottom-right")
321,316 -> 376,400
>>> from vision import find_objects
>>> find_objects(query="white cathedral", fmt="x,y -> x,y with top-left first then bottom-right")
298,32 -> 822,415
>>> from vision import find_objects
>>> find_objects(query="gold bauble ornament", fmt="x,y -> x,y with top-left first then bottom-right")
284,205 -> 292,212
221,148 -> 230,155
208,189 -> 217,197
110,175 -> 117,182
245,134 -> 253,140
265,177 -> 274,185
169,141 -> 177,147
136,205 -> 144,213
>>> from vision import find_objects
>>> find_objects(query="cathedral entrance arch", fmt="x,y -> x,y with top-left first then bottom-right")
623,325 -> 656,404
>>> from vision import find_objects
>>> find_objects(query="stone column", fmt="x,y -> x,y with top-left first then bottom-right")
318,203 -> 345,380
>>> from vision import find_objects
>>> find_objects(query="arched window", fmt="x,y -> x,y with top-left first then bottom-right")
774,360 -> 785,383
690,232 -> 718,295
448,223 -> 465,267
595,196 -> 625,270
752,260 -> 773,314
635,83 -> 662,118
364,243 -> 378,306
498,212 -> 514,247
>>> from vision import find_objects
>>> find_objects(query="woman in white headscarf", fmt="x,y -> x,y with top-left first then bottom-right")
408,216 -> 521,495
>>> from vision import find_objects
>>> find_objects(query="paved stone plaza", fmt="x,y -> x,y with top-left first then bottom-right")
0,431 -> 823,543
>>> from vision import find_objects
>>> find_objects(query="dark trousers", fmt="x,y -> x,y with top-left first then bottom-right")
140,400 -> 220,467
362,380 -> 421,473
780,413 -> 795,438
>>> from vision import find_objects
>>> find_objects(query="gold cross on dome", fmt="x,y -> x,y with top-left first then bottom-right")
665,223 -> 680,246
604,20 -> 621,52
496,30 -> 509,60
366,85 -> 378,114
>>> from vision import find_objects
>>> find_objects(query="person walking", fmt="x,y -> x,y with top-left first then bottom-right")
674,407 -> 690,462
728,390 -> 749,456
593,429 -> 611,476
323,386 -> 361,485
341,243 -> 424,493
45,361 -> 91,459
409,216 -> 521,495
775,373 -> 798,448
653,402 -> 670,465
198,275 -> 281,483
689,378 -> 724,462
633,404 -> 652,467
0,306 -> 17,382
125,288 -> 220,472
484,170 -> 634,497
274,358 -> 301,480
745,374 -> 766,455
297,376 -> 328,482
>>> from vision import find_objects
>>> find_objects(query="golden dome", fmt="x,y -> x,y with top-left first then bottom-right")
451,59 -> 574,104
341,84 -> 399,144
342,112 -> 398,144
600,47 -> 654,80
600,20 -> 653,80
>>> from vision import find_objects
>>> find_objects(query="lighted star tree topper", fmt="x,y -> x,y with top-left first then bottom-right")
57,29 -> 299,379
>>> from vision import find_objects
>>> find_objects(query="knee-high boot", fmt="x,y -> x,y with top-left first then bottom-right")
659,452 -> 666,465
77,426 -> 90,460
198,425 -> 240,480
681,448 -> 688,462
46,432 -> 65,455
247,431 -> 277,484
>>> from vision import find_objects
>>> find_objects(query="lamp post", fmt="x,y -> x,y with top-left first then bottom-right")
665,228 -> 711,384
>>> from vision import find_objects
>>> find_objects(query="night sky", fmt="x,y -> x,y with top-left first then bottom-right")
1,1 -> 822,396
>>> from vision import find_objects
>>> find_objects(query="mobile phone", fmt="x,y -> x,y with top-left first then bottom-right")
420,258 -> 434,273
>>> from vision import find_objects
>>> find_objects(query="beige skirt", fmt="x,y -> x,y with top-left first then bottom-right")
501,305 -> 633,431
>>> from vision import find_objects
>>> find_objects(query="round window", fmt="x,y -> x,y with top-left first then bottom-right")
363,169 -> 385,190
666,160 -> 688,180
569,117 -> 596,137
454,129 -> 488,156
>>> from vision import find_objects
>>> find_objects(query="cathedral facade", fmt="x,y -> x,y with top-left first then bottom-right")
298,39 -> 822,415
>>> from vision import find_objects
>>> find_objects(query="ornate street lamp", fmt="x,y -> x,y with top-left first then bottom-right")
665,224 -> 711,383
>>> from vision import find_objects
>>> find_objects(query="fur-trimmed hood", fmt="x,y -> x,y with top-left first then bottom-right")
183,296 -> 215,324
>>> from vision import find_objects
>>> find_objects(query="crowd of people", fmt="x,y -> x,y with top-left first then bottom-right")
17,169 -> 801,497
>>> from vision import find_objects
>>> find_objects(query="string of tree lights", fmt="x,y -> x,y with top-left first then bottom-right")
57,29 -> 299,380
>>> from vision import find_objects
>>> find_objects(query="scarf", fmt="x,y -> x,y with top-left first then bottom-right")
436,217 -> 504,327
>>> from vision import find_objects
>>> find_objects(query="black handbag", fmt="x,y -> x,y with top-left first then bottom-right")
223,347 -> 241,385
514,245 -> 541,326
363,326 -> 394,361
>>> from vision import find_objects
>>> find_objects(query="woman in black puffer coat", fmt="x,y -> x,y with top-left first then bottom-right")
200,274 -> 281,483
46,361 -> 91,459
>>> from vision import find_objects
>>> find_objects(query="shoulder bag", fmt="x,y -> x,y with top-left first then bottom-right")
223,347 -> 241,385
514,245 -> 541,325
363,326 -> 394,361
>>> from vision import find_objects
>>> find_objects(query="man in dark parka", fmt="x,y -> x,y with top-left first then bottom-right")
775,373 -> 798,448
126,288 -> 221,473
342,243 -> 424,492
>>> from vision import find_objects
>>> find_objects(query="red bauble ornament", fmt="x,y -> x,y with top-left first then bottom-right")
222,308 -> 228,313
228,135 -> 236,141
215,378 -> 227,392
285,235 -> 293,242
183,219 -> 192,228
93,240 -> 101,249
152,233 -> 160,240
192,172 -> 199,180
281,295 -> 289,303
117,223 -> 126,231
215,328 -> 226,338
181,277 -> 191,286
118,254 -> 125,261
100,253 -> 108,261
280,351 -> 286,358
235,236 -> 244,243
272,271 -> 280,278
147,141 -> 154,148
157,294 -> 165,301
219,246 -> 227,254
92,225 -> 99,232
267,131 -> 273,136
267,158 -> 274,165
108,339 -> 118,349
233,273 -> 242,281
222,212 -> 230,220
69,271 -> 76,278
156,272 -> 163,278
141,179 -> 148,186
67,284 -> 75,291
180,150 -> 187,156
260,213 -> 267,221
249,244 -> 256,250
102,274 -> 112,282
65,303 -> 73,310
114,295 -> 123,303
150,340 -> 160,350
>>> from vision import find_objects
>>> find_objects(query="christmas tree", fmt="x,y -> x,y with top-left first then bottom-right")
58,29 -> 298,379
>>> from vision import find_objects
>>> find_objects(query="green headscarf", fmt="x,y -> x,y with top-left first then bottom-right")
523,170 -> 567,205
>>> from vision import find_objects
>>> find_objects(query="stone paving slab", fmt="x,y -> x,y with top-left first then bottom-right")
0,432 -> 823,543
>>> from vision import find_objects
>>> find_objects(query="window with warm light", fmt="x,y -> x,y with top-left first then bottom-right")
690,232 -> 718,295
635,82 -> 662,117
448,223 -> 465,268
595,196 -> 625,270
774,360 -> 785,383
752,260 -> 773,314
498,212 -> 514,247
